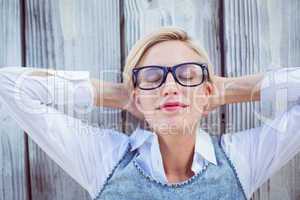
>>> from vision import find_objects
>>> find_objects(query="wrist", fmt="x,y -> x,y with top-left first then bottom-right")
91,79 -> 126,108
223,73 -> 264,104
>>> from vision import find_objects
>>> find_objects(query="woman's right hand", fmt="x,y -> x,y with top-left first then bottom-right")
120,84 -> 145,121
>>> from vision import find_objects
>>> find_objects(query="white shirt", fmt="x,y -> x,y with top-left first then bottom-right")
0,66 -> 299,200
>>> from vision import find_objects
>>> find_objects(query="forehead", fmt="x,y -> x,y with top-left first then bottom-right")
137,40 -> 205,67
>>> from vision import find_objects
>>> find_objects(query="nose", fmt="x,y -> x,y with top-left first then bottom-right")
161,72 -> 179,96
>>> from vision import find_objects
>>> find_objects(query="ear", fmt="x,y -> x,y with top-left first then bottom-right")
133,90 -> 141,105
133,90 -> 144,114
203,81 -> 214,97
200,82 -> 214,115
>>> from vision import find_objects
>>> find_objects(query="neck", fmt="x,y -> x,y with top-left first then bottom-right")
155,125 -> 197,181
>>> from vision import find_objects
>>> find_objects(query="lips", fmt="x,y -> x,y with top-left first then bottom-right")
159,101 -> 188,110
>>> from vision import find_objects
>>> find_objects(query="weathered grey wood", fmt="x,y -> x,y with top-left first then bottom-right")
25,0 -> 122,199
257,1 -> 300,199
0,0 -> 29,200
1,0 -> 299,199
123,0 -> 222,135
223,0 -> 300,199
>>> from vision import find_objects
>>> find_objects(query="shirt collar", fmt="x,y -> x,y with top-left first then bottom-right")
129,127 -> 154,152
195,128 -> 218,165
129,126 -> 218,166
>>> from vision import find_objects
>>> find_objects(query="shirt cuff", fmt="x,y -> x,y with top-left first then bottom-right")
46,69 -> 90,80
259,67 -> 300,122
10,67 -> 95,114
47,70 -> 94,114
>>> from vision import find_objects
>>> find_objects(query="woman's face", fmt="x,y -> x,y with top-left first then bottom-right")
133,40 -> 213,134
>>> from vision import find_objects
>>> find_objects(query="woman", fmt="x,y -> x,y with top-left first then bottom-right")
0,27 -> 299,200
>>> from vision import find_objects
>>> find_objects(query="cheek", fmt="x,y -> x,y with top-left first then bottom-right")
137,91 -> 159,112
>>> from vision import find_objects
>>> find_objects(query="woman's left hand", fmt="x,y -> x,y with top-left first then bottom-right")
202,75 -> 227,117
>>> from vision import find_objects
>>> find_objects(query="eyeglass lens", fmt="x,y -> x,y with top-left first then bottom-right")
136,63 -> 204,89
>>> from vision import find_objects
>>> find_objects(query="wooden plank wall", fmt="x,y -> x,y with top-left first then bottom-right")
24,0 -> 122,200
224,0 -> 300,199
0,0 -> 299,199
0,0 -> 29,200
263,1 -> 300,199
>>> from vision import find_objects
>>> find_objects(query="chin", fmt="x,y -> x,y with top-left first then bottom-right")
159,116 -> 186,128
146,115 -> 178,129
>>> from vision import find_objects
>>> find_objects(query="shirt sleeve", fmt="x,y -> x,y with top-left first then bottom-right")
0,66 -> 130,199
220,67 -> 300,199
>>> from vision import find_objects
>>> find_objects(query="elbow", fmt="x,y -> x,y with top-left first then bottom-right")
0,67 -> 23,98
276,105 -> 300,135
289,104 -> 300,123
0,69 -> 12,91
0,71 -> 14,98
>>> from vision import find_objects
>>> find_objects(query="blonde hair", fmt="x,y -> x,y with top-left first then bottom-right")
122,26 -> 214,91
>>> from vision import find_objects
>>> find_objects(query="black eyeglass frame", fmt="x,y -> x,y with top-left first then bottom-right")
132,62 -> 210,90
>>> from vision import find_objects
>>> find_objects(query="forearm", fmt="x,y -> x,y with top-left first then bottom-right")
90,79 -> 127,109
223,73 -> 264,105
30,69 -> 126,109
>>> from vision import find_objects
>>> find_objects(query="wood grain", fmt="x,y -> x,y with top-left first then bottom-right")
223,0 -> 300,199
0,0 -> 29,200
25,0 -> 122,199
1,0 -> 300,199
